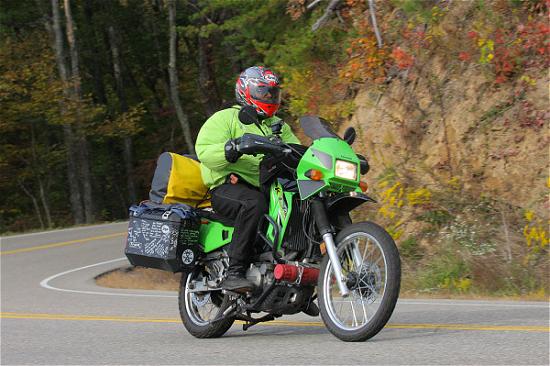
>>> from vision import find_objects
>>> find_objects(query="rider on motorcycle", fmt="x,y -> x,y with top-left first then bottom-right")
195,66 -> 300,292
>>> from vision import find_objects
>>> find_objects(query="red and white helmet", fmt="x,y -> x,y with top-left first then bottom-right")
235,66 -> 281,118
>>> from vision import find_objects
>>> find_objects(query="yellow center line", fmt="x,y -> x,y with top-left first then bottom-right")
0,232 -> 126,255
1,312 -> 548,332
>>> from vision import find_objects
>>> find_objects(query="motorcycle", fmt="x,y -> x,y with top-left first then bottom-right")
178,106 -> 401,342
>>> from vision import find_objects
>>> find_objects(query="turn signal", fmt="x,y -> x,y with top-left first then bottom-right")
305,169 -> 324,181
359,181 -> 369,192
319,241 -> 327,255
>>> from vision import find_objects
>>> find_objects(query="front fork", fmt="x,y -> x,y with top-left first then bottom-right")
311,199 -> 350,297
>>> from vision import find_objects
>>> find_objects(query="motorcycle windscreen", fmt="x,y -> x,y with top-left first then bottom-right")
299,115 -> 340,140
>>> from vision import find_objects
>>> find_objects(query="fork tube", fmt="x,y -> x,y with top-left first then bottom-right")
311,199 -> 350,297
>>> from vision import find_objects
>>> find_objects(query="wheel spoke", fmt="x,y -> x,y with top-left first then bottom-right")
356,238 -> 370,274
351,240 -> 363,269
359,296 -> 368,323
349,299 -> 358,327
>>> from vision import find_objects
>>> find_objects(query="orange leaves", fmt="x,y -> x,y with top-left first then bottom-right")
339,35 -> 387,83
467,31 -> 479,40
286,0 -> 307,20
458,52 -> 471,61
391,47 -> 414,70
460,20 -> 548,84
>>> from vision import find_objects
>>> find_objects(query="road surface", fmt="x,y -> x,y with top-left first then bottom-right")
1,222 -> 549,365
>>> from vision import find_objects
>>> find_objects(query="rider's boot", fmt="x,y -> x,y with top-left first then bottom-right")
222,264 -> 254,293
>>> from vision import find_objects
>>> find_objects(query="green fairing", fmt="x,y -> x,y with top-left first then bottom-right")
266,181 -> 295,249
296,138 -> 360,199
200,220 -> 233,252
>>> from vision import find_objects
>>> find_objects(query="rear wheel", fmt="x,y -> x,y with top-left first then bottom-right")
178,269 -> 234,338
318,221 -> 401,342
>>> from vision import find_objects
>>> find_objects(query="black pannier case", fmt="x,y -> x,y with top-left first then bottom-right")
124,202 -> 200,272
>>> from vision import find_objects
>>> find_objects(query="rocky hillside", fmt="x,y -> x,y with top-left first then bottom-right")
337,1 -> 548,297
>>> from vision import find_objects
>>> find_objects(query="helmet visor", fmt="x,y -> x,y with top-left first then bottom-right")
249,85 -> 281,104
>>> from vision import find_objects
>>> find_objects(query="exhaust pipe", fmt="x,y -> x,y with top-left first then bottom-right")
274,264 -> 319,285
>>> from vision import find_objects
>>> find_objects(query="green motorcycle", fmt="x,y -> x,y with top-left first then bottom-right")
178,106 -> 401,342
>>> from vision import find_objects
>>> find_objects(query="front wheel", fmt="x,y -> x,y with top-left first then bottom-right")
318,222 -> 401,342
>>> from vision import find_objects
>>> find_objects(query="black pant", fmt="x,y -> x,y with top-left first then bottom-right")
211,182 -> 268,267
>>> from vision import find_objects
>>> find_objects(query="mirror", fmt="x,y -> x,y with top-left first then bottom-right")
238,105 -> 258,125
343,127 -> 356,145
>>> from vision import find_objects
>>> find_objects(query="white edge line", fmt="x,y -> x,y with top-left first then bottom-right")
39,257 -> 549,308
396,300 -> 549,309
39,257 -> 177,298
1,222 -> 129,240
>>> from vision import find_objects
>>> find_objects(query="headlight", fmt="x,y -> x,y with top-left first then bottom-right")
335,160 -> 357,180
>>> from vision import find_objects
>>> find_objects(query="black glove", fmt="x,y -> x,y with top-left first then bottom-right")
224,138 -> 242,163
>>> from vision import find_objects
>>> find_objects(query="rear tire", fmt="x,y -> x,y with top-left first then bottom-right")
178,269 -> 234,338
318,221 -> 401,342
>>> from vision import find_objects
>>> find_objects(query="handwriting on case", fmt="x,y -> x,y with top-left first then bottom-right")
127,216 -> 178,258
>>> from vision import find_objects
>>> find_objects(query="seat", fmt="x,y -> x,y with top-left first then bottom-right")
197,208 -> 235,227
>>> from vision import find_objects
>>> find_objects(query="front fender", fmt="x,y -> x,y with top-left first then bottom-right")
326,192 -> 377,216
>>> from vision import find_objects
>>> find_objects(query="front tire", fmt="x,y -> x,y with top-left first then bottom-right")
318,222 -> 401,342
178,269 -> 234,338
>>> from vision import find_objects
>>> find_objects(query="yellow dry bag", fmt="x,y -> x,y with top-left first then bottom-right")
149,152 -> 211,208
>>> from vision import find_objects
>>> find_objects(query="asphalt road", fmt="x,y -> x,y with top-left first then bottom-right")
1,222 -> 549,365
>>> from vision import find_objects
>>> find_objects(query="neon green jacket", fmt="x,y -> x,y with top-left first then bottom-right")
195,106 -> 300,189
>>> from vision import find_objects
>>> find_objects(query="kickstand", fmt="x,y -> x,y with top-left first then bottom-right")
236,312 -> 281,331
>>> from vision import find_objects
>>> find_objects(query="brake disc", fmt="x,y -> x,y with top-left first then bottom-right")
347,262 -> 382,304
191,292 -> 211,307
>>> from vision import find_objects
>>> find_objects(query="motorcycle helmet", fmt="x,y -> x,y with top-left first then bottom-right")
235,66 -> 281,118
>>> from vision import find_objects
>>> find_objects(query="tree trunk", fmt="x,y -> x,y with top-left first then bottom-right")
108,25 -> 137,204
63,0 -> 81,97
63,0 -> 95,223
368,0 -> 383,48
198,35 -> 221,116
62,126 -> 84,224
167,0 -> 195,154
148,1 -> 176,126
38,178 -> 53,228
50,0 -> 84,224
83,0 -> 108,105
30,124 -> 54,228
19,181 -> 44,229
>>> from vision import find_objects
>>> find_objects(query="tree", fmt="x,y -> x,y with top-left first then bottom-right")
0,27 -> 64,230
108,24 -> 137,203
50,0 -> 85,224
63,0 -> 95,223
167,0 -> 195,154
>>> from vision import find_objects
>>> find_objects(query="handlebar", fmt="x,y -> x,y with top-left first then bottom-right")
237,133 -> 291,156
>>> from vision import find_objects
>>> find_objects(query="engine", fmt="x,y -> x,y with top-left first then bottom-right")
245,262 -> 275,288
204,250 -> 319,315
246,262 -> 319,315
